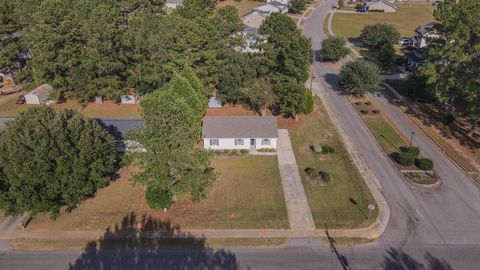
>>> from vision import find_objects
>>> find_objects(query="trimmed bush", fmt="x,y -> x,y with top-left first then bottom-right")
364,101 -> 372,106
321,144 -> 335,154
313,145 -> 323,153
400,146 -> 420,157
360,109 -> 369,114
232,149 -> 241,155
354,101 -> 363,105
372,109 -> 380,114
146,185 -> 172,209
223,149 -> 230,154
305,167 -> 318,177
415,158 -> 434,171
396,152 -> 415,166
319,171 -> 332,183
240,149 -> 249,154
258,148 -> 276,152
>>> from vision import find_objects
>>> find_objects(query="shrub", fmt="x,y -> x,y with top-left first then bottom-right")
360,23 -> 400,49
146,185 -> 172,209
396,152 -> 415,166
223,149 -> 230,154
372,109 -> 380,114
240,149 -> 249,154
415,158 -> 434,171
319,171 -> 332,183
354,101 -> 363,105
232,149 -> 241,155
305,167 -> 318,177
364,101 -> 372,105
360,109 -> 369,114
259,148 -> 276,152
400,146 -> 420,157
321,144 -> 335,154
313,145 -> 323,153
303,91 -> 314,114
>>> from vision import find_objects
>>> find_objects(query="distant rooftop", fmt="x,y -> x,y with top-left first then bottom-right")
28,84 -> 53,96
202,116 -> 278,138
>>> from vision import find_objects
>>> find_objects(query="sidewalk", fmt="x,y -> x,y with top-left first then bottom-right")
276,129 -> 315,230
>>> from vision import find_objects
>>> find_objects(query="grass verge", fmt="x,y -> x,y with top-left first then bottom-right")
22,156 -> 288,233
12,237 -> 286,251
289,97 -> 378,229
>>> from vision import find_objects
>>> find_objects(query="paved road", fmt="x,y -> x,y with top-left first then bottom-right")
1,1 -> 480,269
276,129 -> 316,230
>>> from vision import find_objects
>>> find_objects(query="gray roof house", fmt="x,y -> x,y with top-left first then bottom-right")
365,0 -> 397,12
202,116 -> 278,150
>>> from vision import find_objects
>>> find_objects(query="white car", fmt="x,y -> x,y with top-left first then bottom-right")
399,38 -> 413,47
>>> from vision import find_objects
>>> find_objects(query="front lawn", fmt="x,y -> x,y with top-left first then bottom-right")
22,156 -> 288,233
289,98 -> 378,229
331,4 -> 435,39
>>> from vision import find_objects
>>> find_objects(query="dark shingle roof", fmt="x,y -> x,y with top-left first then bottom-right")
202,116 -> 278,138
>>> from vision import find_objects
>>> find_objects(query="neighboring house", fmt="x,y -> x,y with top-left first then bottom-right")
253,2 -> 289,15
208,95 -> 222,108
235,26 -> 267,53
0,73 -> 15,85
24,84 -> 52,105
414,23 -> 439,48
266,0 -> 290,5
202,116 -> 278,150
404,50 -> 426,69
241,10 -> 268,30
165,0 -> 183,11
365,0 -> 397,12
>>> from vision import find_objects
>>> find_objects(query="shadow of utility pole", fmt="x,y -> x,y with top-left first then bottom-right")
324,224 -> 350,270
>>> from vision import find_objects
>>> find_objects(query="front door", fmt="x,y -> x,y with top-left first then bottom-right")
250,138 -> 255,146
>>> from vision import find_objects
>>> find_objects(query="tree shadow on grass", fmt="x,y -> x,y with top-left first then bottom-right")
382,248 -> 452,270
68,212 -> 240,270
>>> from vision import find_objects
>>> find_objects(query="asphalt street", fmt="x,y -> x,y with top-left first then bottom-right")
1,1 -> 480,269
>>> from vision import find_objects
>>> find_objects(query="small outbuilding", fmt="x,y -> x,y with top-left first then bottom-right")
202,116 -> 278,150
24,84 -> 53,105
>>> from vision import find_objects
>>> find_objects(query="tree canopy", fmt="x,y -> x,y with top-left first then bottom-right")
0,107 -> 118,217
320,36 -> 350,62
339,59 -> 381,96
360,23 -> 400,49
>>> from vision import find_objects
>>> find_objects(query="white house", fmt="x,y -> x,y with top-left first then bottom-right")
253,2 -> 289,15
120,95 -> 138,104
24,84 -> 52,104
202,116 -> 278,150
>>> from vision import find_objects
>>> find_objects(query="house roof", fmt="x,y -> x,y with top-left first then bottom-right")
415,23 -> 435,35
202,116 -> 278,138
27,84 -> 52,96
405,51 -> 424,63
241,10 -> 267,29
366,0 -> 396,9
166,0 -> 183,5
96,119 -> 144,138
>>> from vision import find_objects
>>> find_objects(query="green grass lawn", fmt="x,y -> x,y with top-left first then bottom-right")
331,4 -> 435,39
22,156 -> 288,233
362,115 -> 407,154
289,98 -> 378,229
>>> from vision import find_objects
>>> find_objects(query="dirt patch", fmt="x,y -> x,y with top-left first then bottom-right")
205,103 -> 257,117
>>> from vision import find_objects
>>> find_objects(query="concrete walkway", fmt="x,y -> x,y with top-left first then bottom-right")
0,216 -> 23,251
276,129 -> 315,230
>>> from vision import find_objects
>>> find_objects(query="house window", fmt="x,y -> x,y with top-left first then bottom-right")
209,138 -> 219,146
261,138 -> 271,146
234,138 -> 244,146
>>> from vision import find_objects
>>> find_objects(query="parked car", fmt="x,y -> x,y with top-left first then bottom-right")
15,95 -> 25,104
357,5 -> 368,13
399,37 -> 414,47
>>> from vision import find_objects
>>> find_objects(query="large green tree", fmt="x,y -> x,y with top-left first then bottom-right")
260,13 -> 313,118
0,107 -> 118,217
320,36 -> 350,62
339,59 -> 381,96
360,23 -> 400,49
241,77 -> 275,116
133,90 -> 215,208
422,0 -> 480,134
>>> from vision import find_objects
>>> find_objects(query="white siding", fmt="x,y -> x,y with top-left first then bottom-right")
24,94 -> 40,104
203,137 -> 277,150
